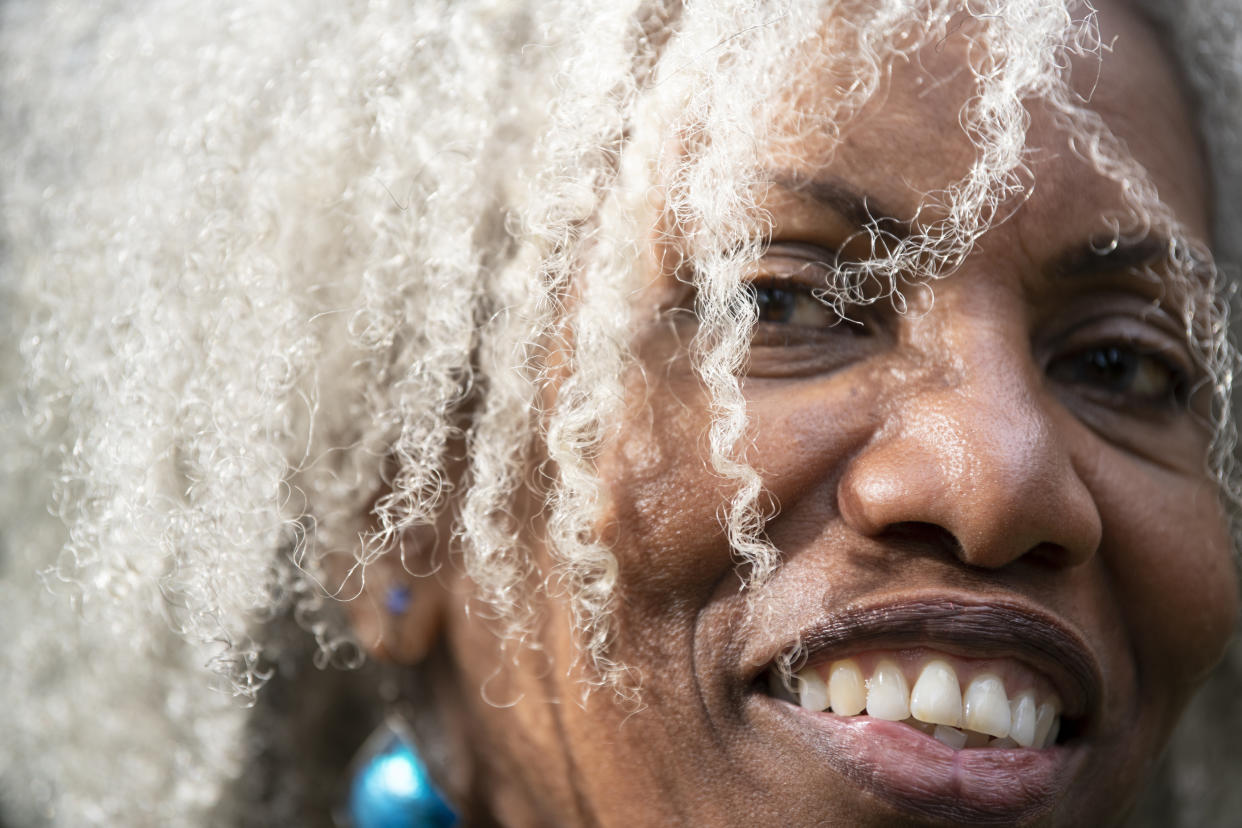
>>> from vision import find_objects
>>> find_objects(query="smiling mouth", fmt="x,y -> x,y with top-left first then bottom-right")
747,599 -> 1102,823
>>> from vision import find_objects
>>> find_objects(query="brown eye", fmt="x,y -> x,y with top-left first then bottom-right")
744,276 -> 880,378
752,282 -> 840,328
1047,343 -> 1187,407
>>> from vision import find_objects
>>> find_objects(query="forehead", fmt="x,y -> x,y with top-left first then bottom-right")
759,0 -> 1208,240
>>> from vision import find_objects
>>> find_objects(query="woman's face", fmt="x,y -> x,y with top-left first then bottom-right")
429,3 -> 1238,825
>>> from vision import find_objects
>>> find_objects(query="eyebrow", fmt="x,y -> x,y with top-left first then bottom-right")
1045,234 -> 1171,283
765,171 -> 913,238
766,170 -> 1181,283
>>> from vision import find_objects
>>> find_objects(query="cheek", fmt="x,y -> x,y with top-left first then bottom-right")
598,366 -> 879,602
737,373 -> 883,544
594,377 -> 736,622
1093,454 -> 1238,685
595,359 -> 886,612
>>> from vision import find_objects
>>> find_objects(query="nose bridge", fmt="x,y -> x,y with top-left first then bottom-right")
837,344 -> 1102,569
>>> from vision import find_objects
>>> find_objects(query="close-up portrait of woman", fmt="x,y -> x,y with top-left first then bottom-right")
3,0 -> 1242,825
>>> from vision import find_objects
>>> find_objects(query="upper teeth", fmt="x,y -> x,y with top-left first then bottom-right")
791,655 -> 1062,750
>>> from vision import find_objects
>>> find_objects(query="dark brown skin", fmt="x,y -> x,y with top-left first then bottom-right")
351,2 -> 1238,825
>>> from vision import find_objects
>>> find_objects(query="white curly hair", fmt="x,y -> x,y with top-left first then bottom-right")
2,0 -> 1241,824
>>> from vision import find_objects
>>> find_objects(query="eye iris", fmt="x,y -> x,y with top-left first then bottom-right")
755,287 -> 798,324
1084,346 -> 1137,390
1061,344 -> 1183,403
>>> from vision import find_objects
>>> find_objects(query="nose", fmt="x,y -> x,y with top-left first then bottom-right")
836,372 -> 1102,570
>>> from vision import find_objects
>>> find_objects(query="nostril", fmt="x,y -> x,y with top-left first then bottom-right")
1021,541 -> 1088,570
873,524 -> 1084,572
876,521 -> 963,560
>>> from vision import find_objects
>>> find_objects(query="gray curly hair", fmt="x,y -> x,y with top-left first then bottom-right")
2,0 -> 1241,824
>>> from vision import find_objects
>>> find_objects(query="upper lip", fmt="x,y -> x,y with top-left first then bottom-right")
751,596 -> 1102,721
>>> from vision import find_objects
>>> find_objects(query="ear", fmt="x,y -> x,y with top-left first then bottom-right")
344,529 -> 449,666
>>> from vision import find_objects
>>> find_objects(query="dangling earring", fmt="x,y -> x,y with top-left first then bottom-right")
348,584 -> 457,827
347,714 -> 459,828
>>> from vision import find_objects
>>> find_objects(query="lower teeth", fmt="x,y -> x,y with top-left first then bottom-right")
908,719 -> 1024,749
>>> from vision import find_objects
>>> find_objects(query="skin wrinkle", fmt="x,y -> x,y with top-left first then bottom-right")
537,611 -> 596,828
681,613 -> 724,822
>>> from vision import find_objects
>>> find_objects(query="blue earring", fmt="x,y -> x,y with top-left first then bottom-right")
348,716 -> 458,828
384,585 -> 413,616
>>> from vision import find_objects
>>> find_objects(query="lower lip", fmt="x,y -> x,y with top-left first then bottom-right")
754,696 -> 1083,824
